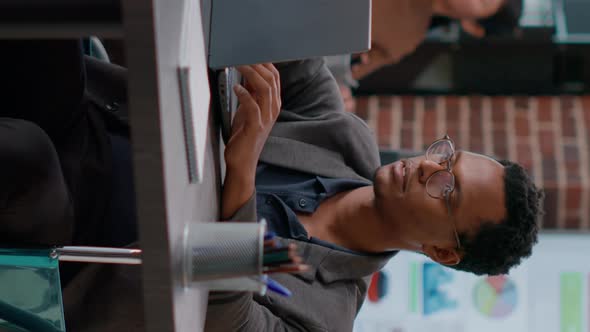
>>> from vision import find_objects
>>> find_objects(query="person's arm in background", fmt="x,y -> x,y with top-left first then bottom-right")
351,0 -> 434,80
351,0 -> 520,81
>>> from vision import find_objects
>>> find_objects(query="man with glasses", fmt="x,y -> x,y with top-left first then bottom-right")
0,40 -> 541,331
209,57 -> 543,331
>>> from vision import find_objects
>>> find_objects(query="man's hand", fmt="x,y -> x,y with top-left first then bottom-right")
222,63 -> 281,219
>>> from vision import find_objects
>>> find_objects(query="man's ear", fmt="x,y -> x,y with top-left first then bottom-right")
423,244 -> 461,266
461,19 -> 486,38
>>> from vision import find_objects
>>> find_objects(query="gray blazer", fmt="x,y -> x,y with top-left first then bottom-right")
205,58 -> 394,332
62,58 -> 393,332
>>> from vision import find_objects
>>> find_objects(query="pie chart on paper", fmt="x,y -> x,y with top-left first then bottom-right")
473,275 -> 518,319
367,271 -> 389,303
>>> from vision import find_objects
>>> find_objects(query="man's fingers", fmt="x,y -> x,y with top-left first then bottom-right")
237,65 -> 272,119
252,64 -> 277,105
256,64 -> 281,116
262,63 -> 281,94
252,64 -> 275,87
233,83 -> 257,109
233,83 -> 261,124
237,65 -> 271,99
251,65 -> 277,123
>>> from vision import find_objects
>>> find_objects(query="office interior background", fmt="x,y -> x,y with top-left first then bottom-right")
0,0 -> 588,331
351,0 -> 590,331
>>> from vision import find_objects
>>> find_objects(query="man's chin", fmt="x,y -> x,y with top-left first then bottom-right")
373,166 -> 384,190
373,165 -> 390,201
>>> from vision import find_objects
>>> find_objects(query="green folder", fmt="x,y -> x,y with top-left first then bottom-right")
0,248 -> 65,332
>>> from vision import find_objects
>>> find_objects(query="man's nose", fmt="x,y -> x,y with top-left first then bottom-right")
418,159 -> 446,184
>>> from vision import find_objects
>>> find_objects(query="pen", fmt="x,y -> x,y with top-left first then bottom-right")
249,276 -> 293,297
265,277 -> 292,297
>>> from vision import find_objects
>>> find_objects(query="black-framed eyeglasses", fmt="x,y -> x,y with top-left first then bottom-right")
424,135 -> 461,250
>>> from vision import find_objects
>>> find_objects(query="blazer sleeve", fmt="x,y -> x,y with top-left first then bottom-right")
206,291 -> 307,332
266,58 -> 381,180
207,193 -> 307,332
275,58 -> 345,120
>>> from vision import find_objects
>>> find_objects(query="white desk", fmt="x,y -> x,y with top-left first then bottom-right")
122,0 -> 216,331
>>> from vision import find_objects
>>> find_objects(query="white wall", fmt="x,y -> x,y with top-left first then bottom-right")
354,233 -> 590,332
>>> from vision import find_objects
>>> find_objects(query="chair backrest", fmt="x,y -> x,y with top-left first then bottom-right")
0,249 -> 65,332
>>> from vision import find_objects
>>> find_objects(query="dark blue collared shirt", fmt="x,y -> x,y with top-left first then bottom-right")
255,162 -> 372,254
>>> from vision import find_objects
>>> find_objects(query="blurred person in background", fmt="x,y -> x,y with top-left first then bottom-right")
333,0 -> 523,110
354,0 -> 522,79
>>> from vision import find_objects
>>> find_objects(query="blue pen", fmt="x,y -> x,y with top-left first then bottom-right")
266,277 -> 292,297
264,231 -> 277,241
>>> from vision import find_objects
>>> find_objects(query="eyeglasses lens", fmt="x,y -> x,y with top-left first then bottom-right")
426,171 -> 455,198
426,140 -> 453,164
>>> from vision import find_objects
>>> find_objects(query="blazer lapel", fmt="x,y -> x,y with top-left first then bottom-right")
285,238 -> 396,283
282,238 -> 331,282
260,136 -> 370,182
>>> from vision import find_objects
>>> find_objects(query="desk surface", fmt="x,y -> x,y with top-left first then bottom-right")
122,0 -> 216,331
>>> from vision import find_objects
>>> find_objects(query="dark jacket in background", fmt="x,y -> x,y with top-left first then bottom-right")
0,40 -> 113,250
0,40 -> 143,331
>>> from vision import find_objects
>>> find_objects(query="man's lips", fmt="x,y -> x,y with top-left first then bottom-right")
393,161 -> 404,193
401,160 -> 411,193
401,161 -> 407,192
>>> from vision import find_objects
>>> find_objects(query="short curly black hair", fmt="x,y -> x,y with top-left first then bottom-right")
448,160 -> 543,275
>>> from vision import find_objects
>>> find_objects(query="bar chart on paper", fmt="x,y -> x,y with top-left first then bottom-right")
560,272 -> 584,332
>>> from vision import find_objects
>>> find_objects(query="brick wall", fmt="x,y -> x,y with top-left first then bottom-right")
354,95 -> 590,230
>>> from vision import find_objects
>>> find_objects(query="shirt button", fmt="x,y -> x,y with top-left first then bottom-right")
298,198 -> 307,208
266,198 -> 272,205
